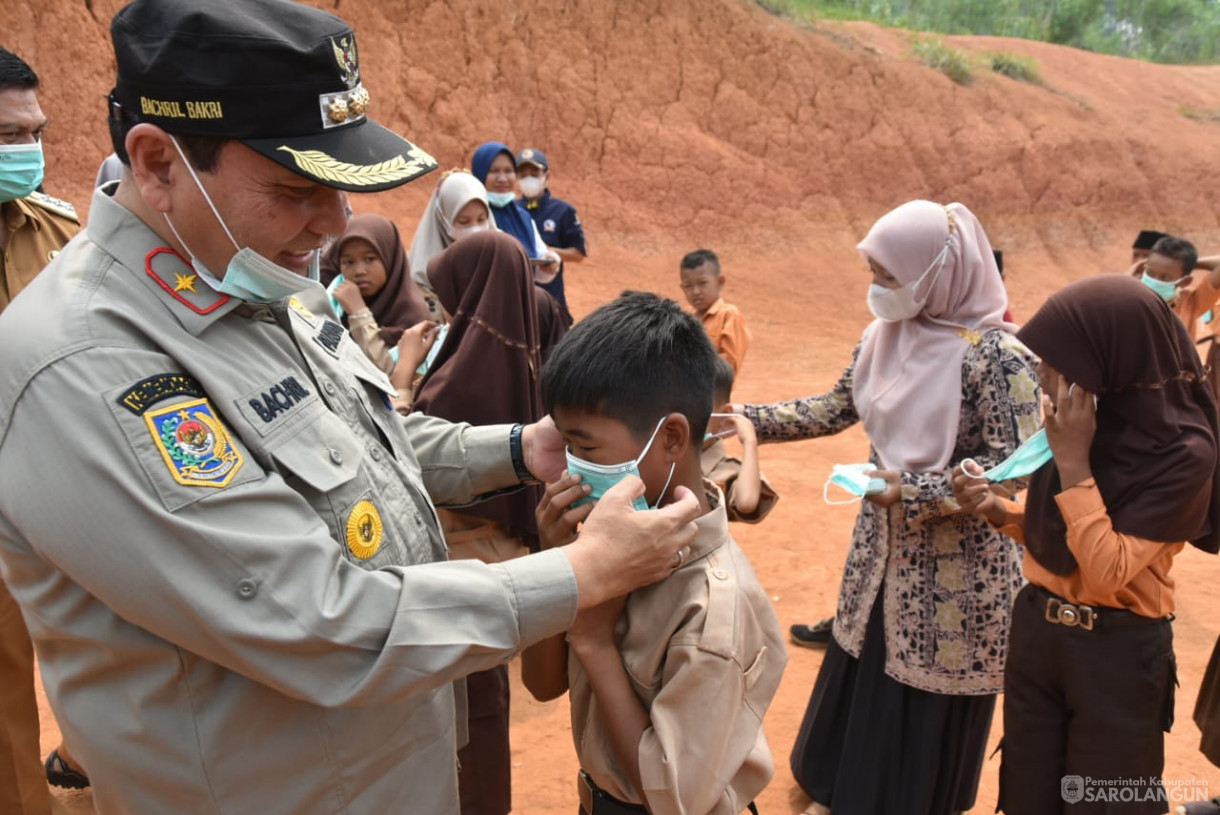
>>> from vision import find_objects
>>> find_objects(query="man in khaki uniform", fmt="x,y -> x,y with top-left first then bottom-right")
0,46 -> 83,815
0,2 -> 699,813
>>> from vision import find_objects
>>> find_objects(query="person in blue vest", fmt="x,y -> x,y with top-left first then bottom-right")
517,148 -> 586,319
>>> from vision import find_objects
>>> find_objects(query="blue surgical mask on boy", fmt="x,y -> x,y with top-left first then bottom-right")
0,142 -> 45,203
823,463 -> 886,505
959,428 -> 1053,482
163,136 -> 319,305
1140,271 -> 1183,302
566,417 -> 676,511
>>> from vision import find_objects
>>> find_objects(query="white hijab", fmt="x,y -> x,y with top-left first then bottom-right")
407,171 -> 496,287
853,200 -> 1016,471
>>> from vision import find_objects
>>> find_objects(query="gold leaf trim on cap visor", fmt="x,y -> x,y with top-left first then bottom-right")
276,145 -> 436,187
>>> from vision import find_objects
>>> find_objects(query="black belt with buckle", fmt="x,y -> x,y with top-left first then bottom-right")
1031,584 -> 1169,631
577,770 -> 761,814
578,771 -> 649,815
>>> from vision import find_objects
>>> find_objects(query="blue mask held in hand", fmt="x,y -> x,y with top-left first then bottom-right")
959,428 -> 1053,482
566,417 -> 676,511
1140,271 -> 1183,302
823,463 -> 886,505
0,142 -> 45,203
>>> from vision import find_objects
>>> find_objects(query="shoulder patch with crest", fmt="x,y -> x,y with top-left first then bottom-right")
145,398 -> 244,487
26,190 -> 79,222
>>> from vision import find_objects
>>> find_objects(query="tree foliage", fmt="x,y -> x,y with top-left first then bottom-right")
782,0 -> 1220,63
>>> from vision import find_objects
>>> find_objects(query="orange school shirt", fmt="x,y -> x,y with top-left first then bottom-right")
700,297 -> 751,374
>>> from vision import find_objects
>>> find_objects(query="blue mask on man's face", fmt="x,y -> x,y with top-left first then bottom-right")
0,142 -> 45,203
566,417 -> 676,511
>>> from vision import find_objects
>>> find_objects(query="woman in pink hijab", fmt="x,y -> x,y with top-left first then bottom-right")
739,201 -> 1040,815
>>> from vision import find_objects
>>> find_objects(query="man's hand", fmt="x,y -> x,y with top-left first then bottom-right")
1045,379 -> 1096,488
536,473 -> 593,550
521,416 -> 566,484
562,477 -> 700,610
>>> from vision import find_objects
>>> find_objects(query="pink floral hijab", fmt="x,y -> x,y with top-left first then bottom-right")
853,200 -> 1015,471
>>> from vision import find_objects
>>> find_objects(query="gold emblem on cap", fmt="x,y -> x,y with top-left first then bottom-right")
331,36 -> 360,89
346,499 -> 383,560
347,87 -> 369,117
319,84 -> 371,129
277,145 -> 437,187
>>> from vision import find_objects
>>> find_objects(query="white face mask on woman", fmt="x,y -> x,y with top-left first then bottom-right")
451,223 -> 490,242
865,240 -> 952,323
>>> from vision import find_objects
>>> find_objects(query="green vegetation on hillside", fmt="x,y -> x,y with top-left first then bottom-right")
757,0 -> 1220,64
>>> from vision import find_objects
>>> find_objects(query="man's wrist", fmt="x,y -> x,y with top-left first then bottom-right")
510,424 -> 541,485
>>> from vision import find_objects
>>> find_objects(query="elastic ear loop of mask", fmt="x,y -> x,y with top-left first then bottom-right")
823,477 -> 865,505
168,135 -> 241,253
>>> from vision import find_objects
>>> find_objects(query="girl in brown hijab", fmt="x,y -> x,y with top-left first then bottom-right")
412,229 -> 562,815
954,274 -> 1220,815
322,214 -> 437,380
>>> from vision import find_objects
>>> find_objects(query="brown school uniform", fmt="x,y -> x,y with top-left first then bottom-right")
569,482 -> 787,815
700,439 -> 778,523
996,483 -> 1181,815
699,297 -> 751,374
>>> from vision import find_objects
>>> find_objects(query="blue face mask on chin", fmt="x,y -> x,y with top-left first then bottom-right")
163,136 -> 320,304
566,417 -> 677,511
486,191 -> 516,208
959,428 -> 1054,482
0,142 -> 45,203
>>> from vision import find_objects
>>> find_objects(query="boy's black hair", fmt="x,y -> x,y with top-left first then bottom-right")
680,248 -> 720,275
1150,236 -> 1198,275
0,48 -> 38,92
542,290 -> 717,442
712,356 -> 735,405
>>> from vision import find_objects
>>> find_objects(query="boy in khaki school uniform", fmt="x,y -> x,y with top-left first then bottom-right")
703,356 -> 778,524
525,291 -> 787,815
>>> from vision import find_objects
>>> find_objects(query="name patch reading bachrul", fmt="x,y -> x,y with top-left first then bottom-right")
249,376 -> 311,423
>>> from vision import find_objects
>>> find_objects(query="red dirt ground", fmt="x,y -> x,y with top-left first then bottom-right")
10,0 -> 1220,811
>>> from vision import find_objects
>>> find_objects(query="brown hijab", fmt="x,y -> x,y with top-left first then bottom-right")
321,214 -> 432,344
1017,274 -> 1220,575
413,231 -> 550,548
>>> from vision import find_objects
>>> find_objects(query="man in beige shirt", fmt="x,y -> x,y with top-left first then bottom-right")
0,45 -> 84,814
0,3 -> 700,812
538,291 -> 787,814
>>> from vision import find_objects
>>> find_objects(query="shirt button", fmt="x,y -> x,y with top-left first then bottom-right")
237,578 -> 258,599
323,381 -> 336,395
370,447 -> 383,462
713,569 -> 728,581
329,448 -> 344,465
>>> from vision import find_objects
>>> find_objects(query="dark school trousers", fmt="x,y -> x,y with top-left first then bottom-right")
1000,583 -> 1175,815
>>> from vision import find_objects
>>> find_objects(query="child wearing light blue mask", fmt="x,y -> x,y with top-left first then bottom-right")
521,291 -> 787,813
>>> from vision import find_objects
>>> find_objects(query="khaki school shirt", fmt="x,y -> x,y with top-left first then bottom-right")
0,187 -> 578,814
569,483 -> 787,815
0,191 -> 80,311
700,439 -> 778,524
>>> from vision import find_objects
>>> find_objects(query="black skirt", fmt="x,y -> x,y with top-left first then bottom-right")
790,586 -> 995,815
